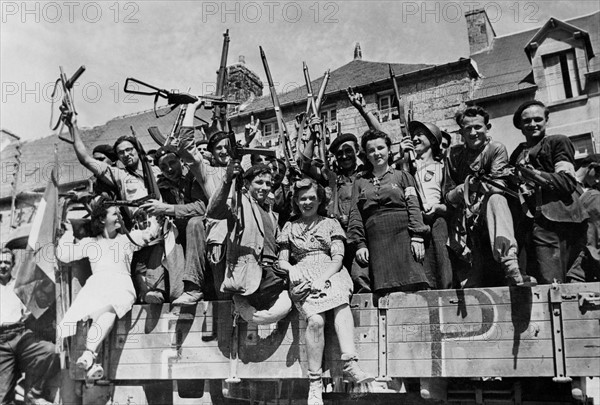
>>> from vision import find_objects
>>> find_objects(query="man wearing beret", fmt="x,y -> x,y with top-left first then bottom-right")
509,100 -> 587,284
140,146 -> 212,304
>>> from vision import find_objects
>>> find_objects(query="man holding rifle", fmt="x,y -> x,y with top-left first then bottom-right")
445,105 -> 536,288
509,100 -> 587,284
63,111 -> 171,304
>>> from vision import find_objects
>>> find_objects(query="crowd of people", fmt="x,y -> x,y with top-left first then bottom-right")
2,91 -> 599,404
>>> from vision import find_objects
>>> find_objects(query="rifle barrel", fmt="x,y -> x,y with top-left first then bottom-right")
66,65 -> 86,89
315,69 -> 330,112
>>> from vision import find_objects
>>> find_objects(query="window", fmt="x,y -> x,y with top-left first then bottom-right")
378,95 -> 392,122
320,108 -> 337,134
262,122 -> 278,139
570,133 -> 595,159
543,50 -> 581,102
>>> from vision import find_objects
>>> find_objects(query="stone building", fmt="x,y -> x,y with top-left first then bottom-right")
468,9 -> 599,156
2,8 -> 599,243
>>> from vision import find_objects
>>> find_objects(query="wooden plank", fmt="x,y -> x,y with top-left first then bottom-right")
565,358 -> 600,377
383,286 -> 551,309
561,301 -> 600,320
111,342 -> 379,365
563,319 -> 600,338
388,339 -> 553,360
388,358 -> 555,378
387,320 -> 553,342
563,338 -> 600,358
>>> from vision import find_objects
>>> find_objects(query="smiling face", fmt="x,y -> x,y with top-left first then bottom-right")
104,206 -> 122,234
247,173 -> 272,204
520,105 -> 548,142
365,138 -> 389,169
0,252 -> 14,284
158,153 -> 183,182
335,142 -> 357,171
211,138 -> 231,166
459,115 -> 490,151
412,128 -> 432,157
115,141 -> 139,169
295,185 -> 320,219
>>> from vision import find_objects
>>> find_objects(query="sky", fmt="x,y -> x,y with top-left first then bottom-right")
1,0 -> 599,142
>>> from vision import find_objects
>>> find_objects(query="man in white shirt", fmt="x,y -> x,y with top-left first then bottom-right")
0,248 -> 58,405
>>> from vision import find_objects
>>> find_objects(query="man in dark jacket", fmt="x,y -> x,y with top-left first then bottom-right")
510,100 -> 588,284
141,146 -> 212,305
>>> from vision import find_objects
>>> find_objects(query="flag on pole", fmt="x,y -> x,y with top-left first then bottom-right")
13,147 -> 61,318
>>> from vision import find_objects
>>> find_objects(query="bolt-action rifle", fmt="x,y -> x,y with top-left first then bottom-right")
259,46 -> 297,173
389,64 -> 425,204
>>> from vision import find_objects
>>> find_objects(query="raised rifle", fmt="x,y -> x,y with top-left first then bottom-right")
303,62 -> 329,170
123,77 -> 238,118
50,65 -> 86,144
213,29 -> 230,133
259,46 -> 296,172
147,104 -> 187,147
389,64 -> 426,204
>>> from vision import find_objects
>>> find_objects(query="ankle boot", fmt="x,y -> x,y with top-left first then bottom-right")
341,354 -> 375,384
308,370 -> 324,405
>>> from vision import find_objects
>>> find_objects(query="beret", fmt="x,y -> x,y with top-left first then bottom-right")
329,133 -> 358,154
207,131 -> 229,151
153,145 -> 179,165
92,144 -> 118,162
513,100 -> 547,129
243,163 -> 271,180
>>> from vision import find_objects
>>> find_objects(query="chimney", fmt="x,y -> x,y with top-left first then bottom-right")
353,42 -> 362,60
238,55 -> 245,64
465,9 -> 496,54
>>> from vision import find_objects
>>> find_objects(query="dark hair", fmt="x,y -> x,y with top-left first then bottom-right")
207,131 -> 229,154
154,145 -> 179,166
455,105 -> 490,127
113,136 -> 140,155
93,144 -> 118,162
0,247 -> 14,264
291,177 -> 329,217
360,129 -> 394,170
243,163 -> 272,181
89,202 -> 110,237
513,100 -> 550,129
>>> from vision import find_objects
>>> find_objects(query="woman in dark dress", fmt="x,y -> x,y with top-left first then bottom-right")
347,129 -> 430,294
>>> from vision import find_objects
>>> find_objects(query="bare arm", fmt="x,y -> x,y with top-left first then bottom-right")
64,112 -> 107,178
347,88 -> 383,131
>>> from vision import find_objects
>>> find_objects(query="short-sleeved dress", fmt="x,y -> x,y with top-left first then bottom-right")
56,229 -> 148,338
277,216 -> 353,319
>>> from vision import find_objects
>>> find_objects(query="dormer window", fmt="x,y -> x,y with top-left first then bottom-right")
542,49 -> 581,101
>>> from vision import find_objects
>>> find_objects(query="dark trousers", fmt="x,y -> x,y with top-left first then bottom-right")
180,217 -> 215,299
422,216 -> 453,290
344,242 -> 371,293
133,243 -> 168,300
531,217 -> 586,284
0,328 -> 59,404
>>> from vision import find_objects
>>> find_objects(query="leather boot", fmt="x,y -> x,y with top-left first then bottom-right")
341,354 -> 375,384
